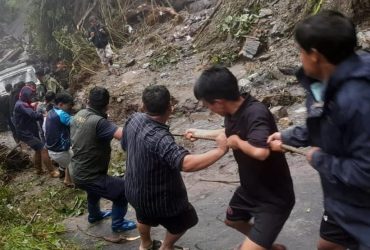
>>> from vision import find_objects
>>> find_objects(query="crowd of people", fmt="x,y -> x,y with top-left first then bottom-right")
0,10 -> 369,250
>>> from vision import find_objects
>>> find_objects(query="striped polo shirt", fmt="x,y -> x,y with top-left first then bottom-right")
122,112 -> 190,218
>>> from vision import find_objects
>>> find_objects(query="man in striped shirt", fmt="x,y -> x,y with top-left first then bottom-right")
122,85 -> 228,250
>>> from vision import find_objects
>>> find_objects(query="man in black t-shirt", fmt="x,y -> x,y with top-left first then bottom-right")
187,66 -> 295,250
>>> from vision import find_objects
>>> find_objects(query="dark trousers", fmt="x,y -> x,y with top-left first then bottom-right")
77,175 -> 128,228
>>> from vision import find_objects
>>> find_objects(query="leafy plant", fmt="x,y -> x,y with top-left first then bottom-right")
149,46 -> 181,70
0,174 -> 83,249
219,9 -> 259,39
208,50 -> 239,66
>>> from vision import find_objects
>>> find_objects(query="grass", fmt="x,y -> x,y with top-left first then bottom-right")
0,165 -> 86,250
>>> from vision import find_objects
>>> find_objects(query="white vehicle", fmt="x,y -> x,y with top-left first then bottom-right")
0,63 -> 41,94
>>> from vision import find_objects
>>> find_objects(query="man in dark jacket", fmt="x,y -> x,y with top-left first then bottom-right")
88,16 -> 118,76
268,11 -> 370,250
69,87 -> 135,232
13,85 -> 59,177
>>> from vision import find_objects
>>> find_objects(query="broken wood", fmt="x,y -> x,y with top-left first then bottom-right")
27,209 -> 39,226
76,0 -> 99,30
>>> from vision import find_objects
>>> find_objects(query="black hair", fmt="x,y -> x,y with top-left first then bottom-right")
89,86 -> 110,110
5,83 -> 12,93
142,85 -> 171,116
55,92 -> 73,105
45,91 -> 56,103
194,65 -> 240,103
35,68 -> 45,77
13,81 -> 25,93
294,10 -> 357,65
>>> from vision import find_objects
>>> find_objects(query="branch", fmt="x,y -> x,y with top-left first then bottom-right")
76,0 -> 99,31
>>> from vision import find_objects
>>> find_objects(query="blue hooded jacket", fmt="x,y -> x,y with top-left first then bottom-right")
283,52 -> 370,247
13,86 -> 43,140
45,107 -> 71,152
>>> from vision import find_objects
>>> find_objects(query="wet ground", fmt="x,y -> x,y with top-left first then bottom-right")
63,114 -> 323,250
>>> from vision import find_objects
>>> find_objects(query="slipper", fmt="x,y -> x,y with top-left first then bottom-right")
139,239 -> 162,250
159,240 -> 189,250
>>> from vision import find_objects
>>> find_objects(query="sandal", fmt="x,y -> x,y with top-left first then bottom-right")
139,239 -> 162,250
159,240 -> 189,250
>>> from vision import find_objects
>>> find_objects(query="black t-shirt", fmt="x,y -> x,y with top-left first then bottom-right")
225,94 -> 295,211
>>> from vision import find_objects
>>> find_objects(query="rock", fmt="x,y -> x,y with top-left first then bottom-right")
262,93 -> 300,107
294,106 -> 306,114
270,106 -> 288,120
247,72 -> 275,85
238,78 -> 252,94
357,30 -> 370,49
160,72 -> 169,78
259,8 -> 273,18
146,50 -> 154,57
117,97 -> 123,103
278,66 -> 300,76
278,117 -> 293,128
239,36 -> 261,59
125,59 -> 136,67
258,54 -> 271,61
142,63 -> 150,69
270,20 -> 287,38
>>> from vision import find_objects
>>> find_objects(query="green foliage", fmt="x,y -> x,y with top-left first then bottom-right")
26,0 -> 75,61
0,0 -> 27,22
219,9 -> 259,39
308,0 -> 324,15
109,150 -> 126,177
0,175 -> 84,249
208,50 -> 239,66
149,46 -> 181,70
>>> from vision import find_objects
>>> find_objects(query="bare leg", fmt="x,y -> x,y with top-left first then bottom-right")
238,239 -> 286,250
41,149 -> 59,178
64,167 -> 74,186
159,230 -> 185,250
34,150 -> 43,174
138,222 -> 152,250
317,237 -> 346,250
225,219 -> 253,235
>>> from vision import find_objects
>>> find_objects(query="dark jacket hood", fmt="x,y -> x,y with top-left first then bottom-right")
19,86 -> 35,103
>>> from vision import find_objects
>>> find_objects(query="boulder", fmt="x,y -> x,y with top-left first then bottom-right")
239,36 -> 261,59
270,106 -> 288,120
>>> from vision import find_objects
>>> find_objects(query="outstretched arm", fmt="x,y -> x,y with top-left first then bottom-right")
182,132 -> 229,172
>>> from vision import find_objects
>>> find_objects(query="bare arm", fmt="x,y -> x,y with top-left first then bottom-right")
228,135 -> 270,161
113,127 -> 123,140
182,132 -> 228,172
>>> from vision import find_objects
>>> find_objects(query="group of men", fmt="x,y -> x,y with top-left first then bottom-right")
68,10 -> 370,250
3,10 -> 370,250
6,68 -> 73,185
